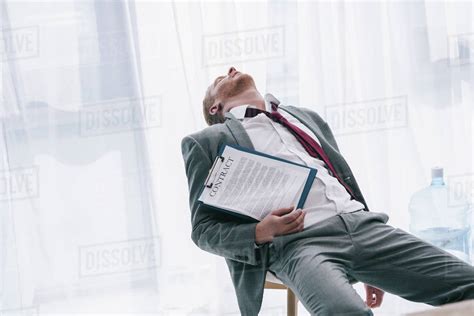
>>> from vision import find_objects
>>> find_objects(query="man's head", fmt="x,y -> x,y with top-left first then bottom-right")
202,66 -> 263,126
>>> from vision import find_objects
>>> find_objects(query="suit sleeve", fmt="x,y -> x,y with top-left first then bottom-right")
181,135 -> 262,266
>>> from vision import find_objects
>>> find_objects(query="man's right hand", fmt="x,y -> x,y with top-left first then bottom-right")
255,206 -> 306,245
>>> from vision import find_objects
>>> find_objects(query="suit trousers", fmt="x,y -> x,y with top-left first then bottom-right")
267,209 -> 474,315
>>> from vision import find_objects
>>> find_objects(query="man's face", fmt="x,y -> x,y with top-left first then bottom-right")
208,67 -> 256,115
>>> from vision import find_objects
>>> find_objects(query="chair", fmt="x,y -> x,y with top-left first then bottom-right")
264,271 -> 298,316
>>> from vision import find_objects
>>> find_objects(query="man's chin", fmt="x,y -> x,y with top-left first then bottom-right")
231,74 -> 255,92
236,72 -> 253,83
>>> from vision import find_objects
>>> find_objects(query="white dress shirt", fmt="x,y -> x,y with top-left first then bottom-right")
230,94 -> 365,232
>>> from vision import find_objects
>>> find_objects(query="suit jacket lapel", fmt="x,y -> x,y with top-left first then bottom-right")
223,105 -> 330,154
224,111 -> 255,150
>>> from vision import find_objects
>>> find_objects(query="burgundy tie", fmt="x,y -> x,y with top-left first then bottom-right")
244,105 -> 357,200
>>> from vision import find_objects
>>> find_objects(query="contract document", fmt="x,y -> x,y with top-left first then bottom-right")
198,144 -> 317,222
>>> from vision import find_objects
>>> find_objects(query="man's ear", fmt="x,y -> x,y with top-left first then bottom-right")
209,102 -> 223,115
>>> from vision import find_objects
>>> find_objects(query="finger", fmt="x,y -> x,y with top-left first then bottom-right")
271,205 -> 295,216
283,212 -> 306,234
365,289 -> 373,306
285,219 -> 305,233
293,211 -> 306,228
297,212 -> 306,229
282,210 -> 305,227
373,298 -> 381,308
374,290 -> 384,307
369,298 -> 376,308
285,224 -> 303,235
280,208 -> 302,224
372,294 -> 382,307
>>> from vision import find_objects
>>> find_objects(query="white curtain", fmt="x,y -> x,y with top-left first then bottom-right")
1,1 -> 473,315
1,0 -> 160,314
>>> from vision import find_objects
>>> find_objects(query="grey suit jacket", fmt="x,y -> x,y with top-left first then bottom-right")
180,105 -> 370,315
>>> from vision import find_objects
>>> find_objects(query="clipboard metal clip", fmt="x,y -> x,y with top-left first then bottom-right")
204,155 -> 224,188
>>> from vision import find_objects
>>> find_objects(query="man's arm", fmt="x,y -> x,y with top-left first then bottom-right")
181,135 -> 262,265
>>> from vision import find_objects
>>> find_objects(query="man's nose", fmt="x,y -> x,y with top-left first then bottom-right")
228,66 -> 236,76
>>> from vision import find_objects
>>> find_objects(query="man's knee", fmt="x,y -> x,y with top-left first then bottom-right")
448,282 -> 474,304
425,281 -> 474,306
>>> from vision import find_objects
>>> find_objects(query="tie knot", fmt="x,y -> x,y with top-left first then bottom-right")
244,107 -> 269,118
244,107 -> 283,123
243,101 -> 279,119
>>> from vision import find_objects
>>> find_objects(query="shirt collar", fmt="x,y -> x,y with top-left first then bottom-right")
228,93 -> 280,121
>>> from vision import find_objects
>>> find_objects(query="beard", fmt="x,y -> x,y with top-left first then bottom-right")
219,73 -> 256,99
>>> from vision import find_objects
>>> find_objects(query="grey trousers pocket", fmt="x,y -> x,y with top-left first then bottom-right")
357,210 -> 390,224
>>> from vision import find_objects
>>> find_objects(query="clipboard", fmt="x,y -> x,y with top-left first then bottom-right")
202,143 -> 317,211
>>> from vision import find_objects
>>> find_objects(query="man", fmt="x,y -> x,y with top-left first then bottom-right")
181,67 -> 474,315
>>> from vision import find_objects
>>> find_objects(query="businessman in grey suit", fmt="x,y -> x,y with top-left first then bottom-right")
181,67 -> 474,315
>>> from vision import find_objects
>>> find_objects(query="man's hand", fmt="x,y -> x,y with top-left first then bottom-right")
364,284 -> 384,308
255,206 -> 306,244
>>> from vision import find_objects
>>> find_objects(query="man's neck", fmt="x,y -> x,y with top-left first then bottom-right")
225,89 -> 265,111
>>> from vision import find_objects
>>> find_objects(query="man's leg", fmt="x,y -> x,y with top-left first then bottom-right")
341,210 -> 474,305
268,215 -> 373,315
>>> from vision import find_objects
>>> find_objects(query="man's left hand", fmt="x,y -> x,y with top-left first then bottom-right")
364,284 -> 385,308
